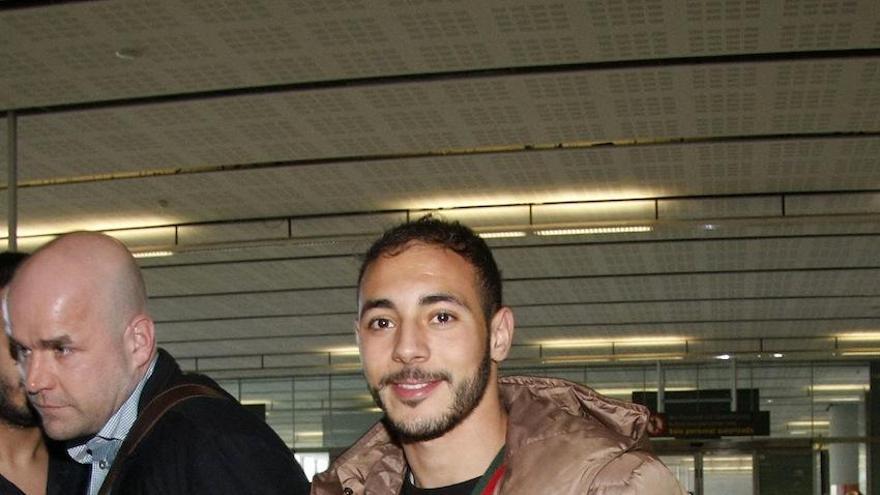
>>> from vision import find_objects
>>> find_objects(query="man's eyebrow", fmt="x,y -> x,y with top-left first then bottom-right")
359,298 -> 394,319
36,336 -> 74,349
419,293 -> 469,310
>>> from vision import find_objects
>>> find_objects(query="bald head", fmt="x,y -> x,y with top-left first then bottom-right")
4,232 -> 157,440
9,232 -> 148,335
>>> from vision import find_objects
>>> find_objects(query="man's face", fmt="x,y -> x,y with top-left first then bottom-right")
357,243 -> 494,442
0,326 -> 37,427
7,290 -> 135,440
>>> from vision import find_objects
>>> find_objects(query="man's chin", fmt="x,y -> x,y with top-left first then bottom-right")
40,417 -> 87,442
383,415 -> 451,443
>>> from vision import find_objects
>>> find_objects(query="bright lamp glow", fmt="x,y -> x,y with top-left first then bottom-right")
840,350 -> 880,356
808,384 -> 868,392
535,226 -> 653,236
837,332 -> 880,341
325,346 -> 360,356
132,250 -> 174,258
295,431 -> 323,438
538,336 -> 685,349
478,231 -> 527,239
787,420 -> 829,427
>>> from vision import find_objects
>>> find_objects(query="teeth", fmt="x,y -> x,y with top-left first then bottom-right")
397,382 -> 429,390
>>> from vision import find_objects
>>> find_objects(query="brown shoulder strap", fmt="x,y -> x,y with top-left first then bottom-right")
96,383 -> 226,495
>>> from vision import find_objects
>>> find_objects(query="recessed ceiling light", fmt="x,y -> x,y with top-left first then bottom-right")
535,226 -> 653,236
132,250 -> 173,258
808,384 -> 868,392
478,231 -> 527,239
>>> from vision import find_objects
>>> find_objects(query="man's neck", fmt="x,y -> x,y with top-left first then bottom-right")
0,422 -> 48,493
401,386 -> 508,489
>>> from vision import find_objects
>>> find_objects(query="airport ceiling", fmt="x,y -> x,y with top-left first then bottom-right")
1,0 -> 879,381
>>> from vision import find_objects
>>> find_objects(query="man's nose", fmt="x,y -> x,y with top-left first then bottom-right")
24,352 -> 55,395
391,321 -> 429,365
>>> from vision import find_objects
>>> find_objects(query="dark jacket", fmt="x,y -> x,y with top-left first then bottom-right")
312,376 -> 684,495
104,348 -> 310,495
0,437 -> 89,495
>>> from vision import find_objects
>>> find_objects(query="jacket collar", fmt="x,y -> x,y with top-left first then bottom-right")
136,348 -> 181,414
318,375 -> 650,491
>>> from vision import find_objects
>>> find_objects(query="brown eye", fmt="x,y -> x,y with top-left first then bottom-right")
434,312 -> 454,324
369,318 -> 393,330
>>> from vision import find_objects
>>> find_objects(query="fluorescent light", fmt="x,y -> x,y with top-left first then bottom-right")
772,353 -> 784,358
132,250 -> 173,258
813,396 -> 862,403
715,354 -> 731,360
541,356 -> 611,365
538,336 -> 685,349
787,420 -> 829,428
808,384 -> 868,392
535,226 -> 653,236
838,332 -> 880,341
295,431 -> 323,438
241,399 -> 271,406
325,346 -> 360,356
478,231 -> 527,239
615,337 -> 685,347
614,354 -> 685,362
840,350 -> 880,356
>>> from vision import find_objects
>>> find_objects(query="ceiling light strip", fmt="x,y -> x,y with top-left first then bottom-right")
535,226 -> 653,236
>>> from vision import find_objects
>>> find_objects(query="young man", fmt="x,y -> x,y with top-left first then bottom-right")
312,217 -> 683,494
4,233 -> 310,494
0,252 -> 87,495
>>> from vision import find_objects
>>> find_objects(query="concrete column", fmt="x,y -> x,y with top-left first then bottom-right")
830,403 -> 860,495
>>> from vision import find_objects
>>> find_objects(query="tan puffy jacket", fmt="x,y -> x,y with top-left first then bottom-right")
311,375 -> 685,495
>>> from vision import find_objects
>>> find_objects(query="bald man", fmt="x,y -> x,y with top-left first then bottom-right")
4,233 -> 309,495
0,252 -> 88,495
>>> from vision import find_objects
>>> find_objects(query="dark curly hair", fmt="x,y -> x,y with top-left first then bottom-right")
0,251 -> 28,288
357,216 -> 503,321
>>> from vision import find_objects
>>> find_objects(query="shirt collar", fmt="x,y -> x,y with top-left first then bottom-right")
69,354 -> 158,465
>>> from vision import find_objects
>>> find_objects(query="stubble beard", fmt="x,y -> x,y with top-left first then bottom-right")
369,350 -> 492,443
0,379 -> 38,428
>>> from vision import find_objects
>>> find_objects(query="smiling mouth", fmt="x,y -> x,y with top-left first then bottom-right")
390,379 -> 443,403
378,368 -> 451,404
396,382 -> 434,390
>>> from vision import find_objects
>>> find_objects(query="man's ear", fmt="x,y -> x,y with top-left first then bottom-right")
126,315 -> 156,368
488,306 -> 514,363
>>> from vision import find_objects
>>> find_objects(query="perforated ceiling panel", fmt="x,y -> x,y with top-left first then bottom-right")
5,136 -> 879,236
2,1 -> 879,397
3,0 -> 880,108
12,60 -> 880,181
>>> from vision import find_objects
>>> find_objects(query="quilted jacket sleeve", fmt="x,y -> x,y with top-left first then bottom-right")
589,451 -> 686,495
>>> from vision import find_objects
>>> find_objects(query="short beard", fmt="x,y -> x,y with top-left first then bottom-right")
369,351 -> 492,443
0,382 -> 38,428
